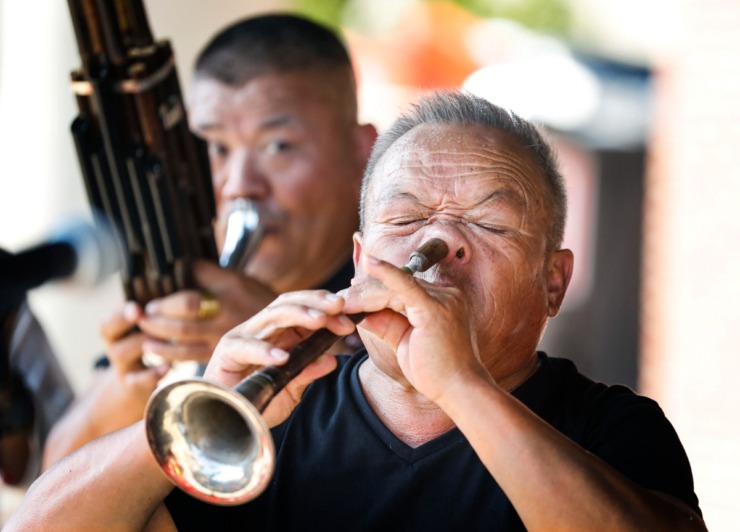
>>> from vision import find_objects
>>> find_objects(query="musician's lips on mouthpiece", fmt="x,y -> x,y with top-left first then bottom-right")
258,223 -> 277,236
256,208 -> 288,234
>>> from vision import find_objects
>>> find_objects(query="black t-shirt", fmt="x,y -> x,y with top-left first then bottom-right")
165,352 -> 700,531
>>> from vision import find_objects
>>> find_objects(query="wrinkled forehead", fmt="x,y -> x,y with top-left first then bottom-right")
367,122 -> 550,210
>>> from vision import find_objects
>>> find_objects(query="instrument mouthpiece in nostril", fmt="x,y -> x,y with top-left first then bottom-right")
405,238 -> 449,274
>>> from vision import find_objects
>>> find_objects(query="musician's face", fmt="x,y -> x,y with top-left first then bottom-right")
355,122 -> 572,380
188,71 -> 375,293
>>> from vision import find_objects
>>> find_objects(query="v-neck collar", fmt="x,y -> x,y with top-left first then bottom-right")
347,353 -> 468,463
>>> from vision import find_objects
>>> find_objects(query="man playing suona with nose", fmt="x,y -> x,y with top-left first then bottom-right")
10,91 -> 705,531
41,14 -> 376,468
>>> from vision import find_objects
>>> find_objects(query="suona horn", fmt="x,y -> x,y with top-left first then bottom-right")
144,238 -> 449,505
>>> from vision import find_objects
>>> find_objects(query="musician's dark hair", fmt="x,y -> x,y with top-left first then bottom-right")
194,13 -> 354,87
360,91 -> 568,251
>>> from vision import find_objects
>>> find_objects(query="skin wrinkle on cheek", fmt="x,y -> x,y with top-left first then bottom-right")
470,260 -> 505,340
486,246 -> 544,341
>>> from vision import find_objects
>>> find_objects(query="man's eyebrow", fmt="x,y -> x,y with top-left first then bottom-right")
374,186 -> 523,209
478,187 -> 525,208
258,114 -> 294,129
194,123 -> 221,134
374,187 -> 419,207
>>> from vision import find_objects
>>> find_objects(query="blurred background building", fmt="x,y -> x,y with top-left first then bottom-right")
1,0 -> 738,528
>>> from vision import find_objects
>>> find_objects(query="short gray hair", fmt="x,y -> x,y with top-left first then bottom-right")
360,91 -> 567,251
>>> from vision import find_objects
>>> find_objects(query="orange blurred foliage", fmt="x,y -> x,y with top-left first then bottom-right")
347,2 -> 481,89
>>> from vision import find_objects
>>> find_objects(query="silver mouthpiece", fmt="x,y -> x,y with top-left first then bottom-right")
219,199 -> 264,272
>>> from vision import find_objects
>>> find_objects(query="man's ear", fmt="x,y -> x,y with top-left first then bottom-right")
546,249 -> 574,317
353,231 -> 364,270
354,123 -> 378,172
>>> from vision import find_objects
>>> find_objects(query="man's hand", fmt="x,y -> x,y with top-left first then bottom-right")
135,260 -> 278,364
43,261 -> 280,470
42,295 -> 167,471
342,256 -> 486,403
102,300 -> 168,394
205,290 -> 356,427
98,260 -> 279,431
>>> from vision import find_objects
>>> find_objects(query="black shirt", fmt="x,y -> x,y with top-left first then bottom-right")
165,352 -> 700,530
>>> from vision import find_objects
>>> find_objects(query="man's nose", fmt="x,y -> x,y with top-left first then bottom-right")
222,150 -> 269,200
418,221 -> 472,266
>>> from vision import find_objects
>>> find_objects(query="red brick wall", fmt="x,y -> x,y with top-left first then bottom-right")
641,1 -> 740,528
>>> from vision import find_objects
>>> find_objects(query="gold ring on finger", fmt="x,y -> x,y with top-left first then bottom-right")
198,293 -> 221,319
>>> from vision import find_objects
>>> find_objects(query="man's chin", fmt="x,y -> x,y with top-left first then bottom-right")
244,255 -> 290,287
241,235 -> 285,277
244,263 -> 278,284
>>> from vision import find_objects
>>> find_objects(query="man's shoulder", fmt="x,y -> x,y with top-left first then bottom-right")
517,353 -> 667,436
527,354 -> 700,515
523,352 -> 656,401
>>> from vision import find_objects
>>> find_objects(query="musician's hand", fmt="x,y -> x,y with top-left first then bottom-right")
103,302 -> 168,394
341,256 -> 483,404
42,305 -> 169,471
100,302 -> 169,420
136,260 -> 277,364
205,290 -> 356,427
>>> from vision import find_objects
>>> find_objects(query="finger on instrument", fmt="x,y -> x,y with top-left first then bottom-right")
362,256 -> 433,309
107,330 -> 147,374
144,290 -> 220,320
137,314 -> 219,343
123,364 -> 170,391
341,269 -> 415,316
270,290 -> 346,314
141,339 -> 214,365
213,337 -> 292,373
247,301 -> 356,342
100,301 -> 142,343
